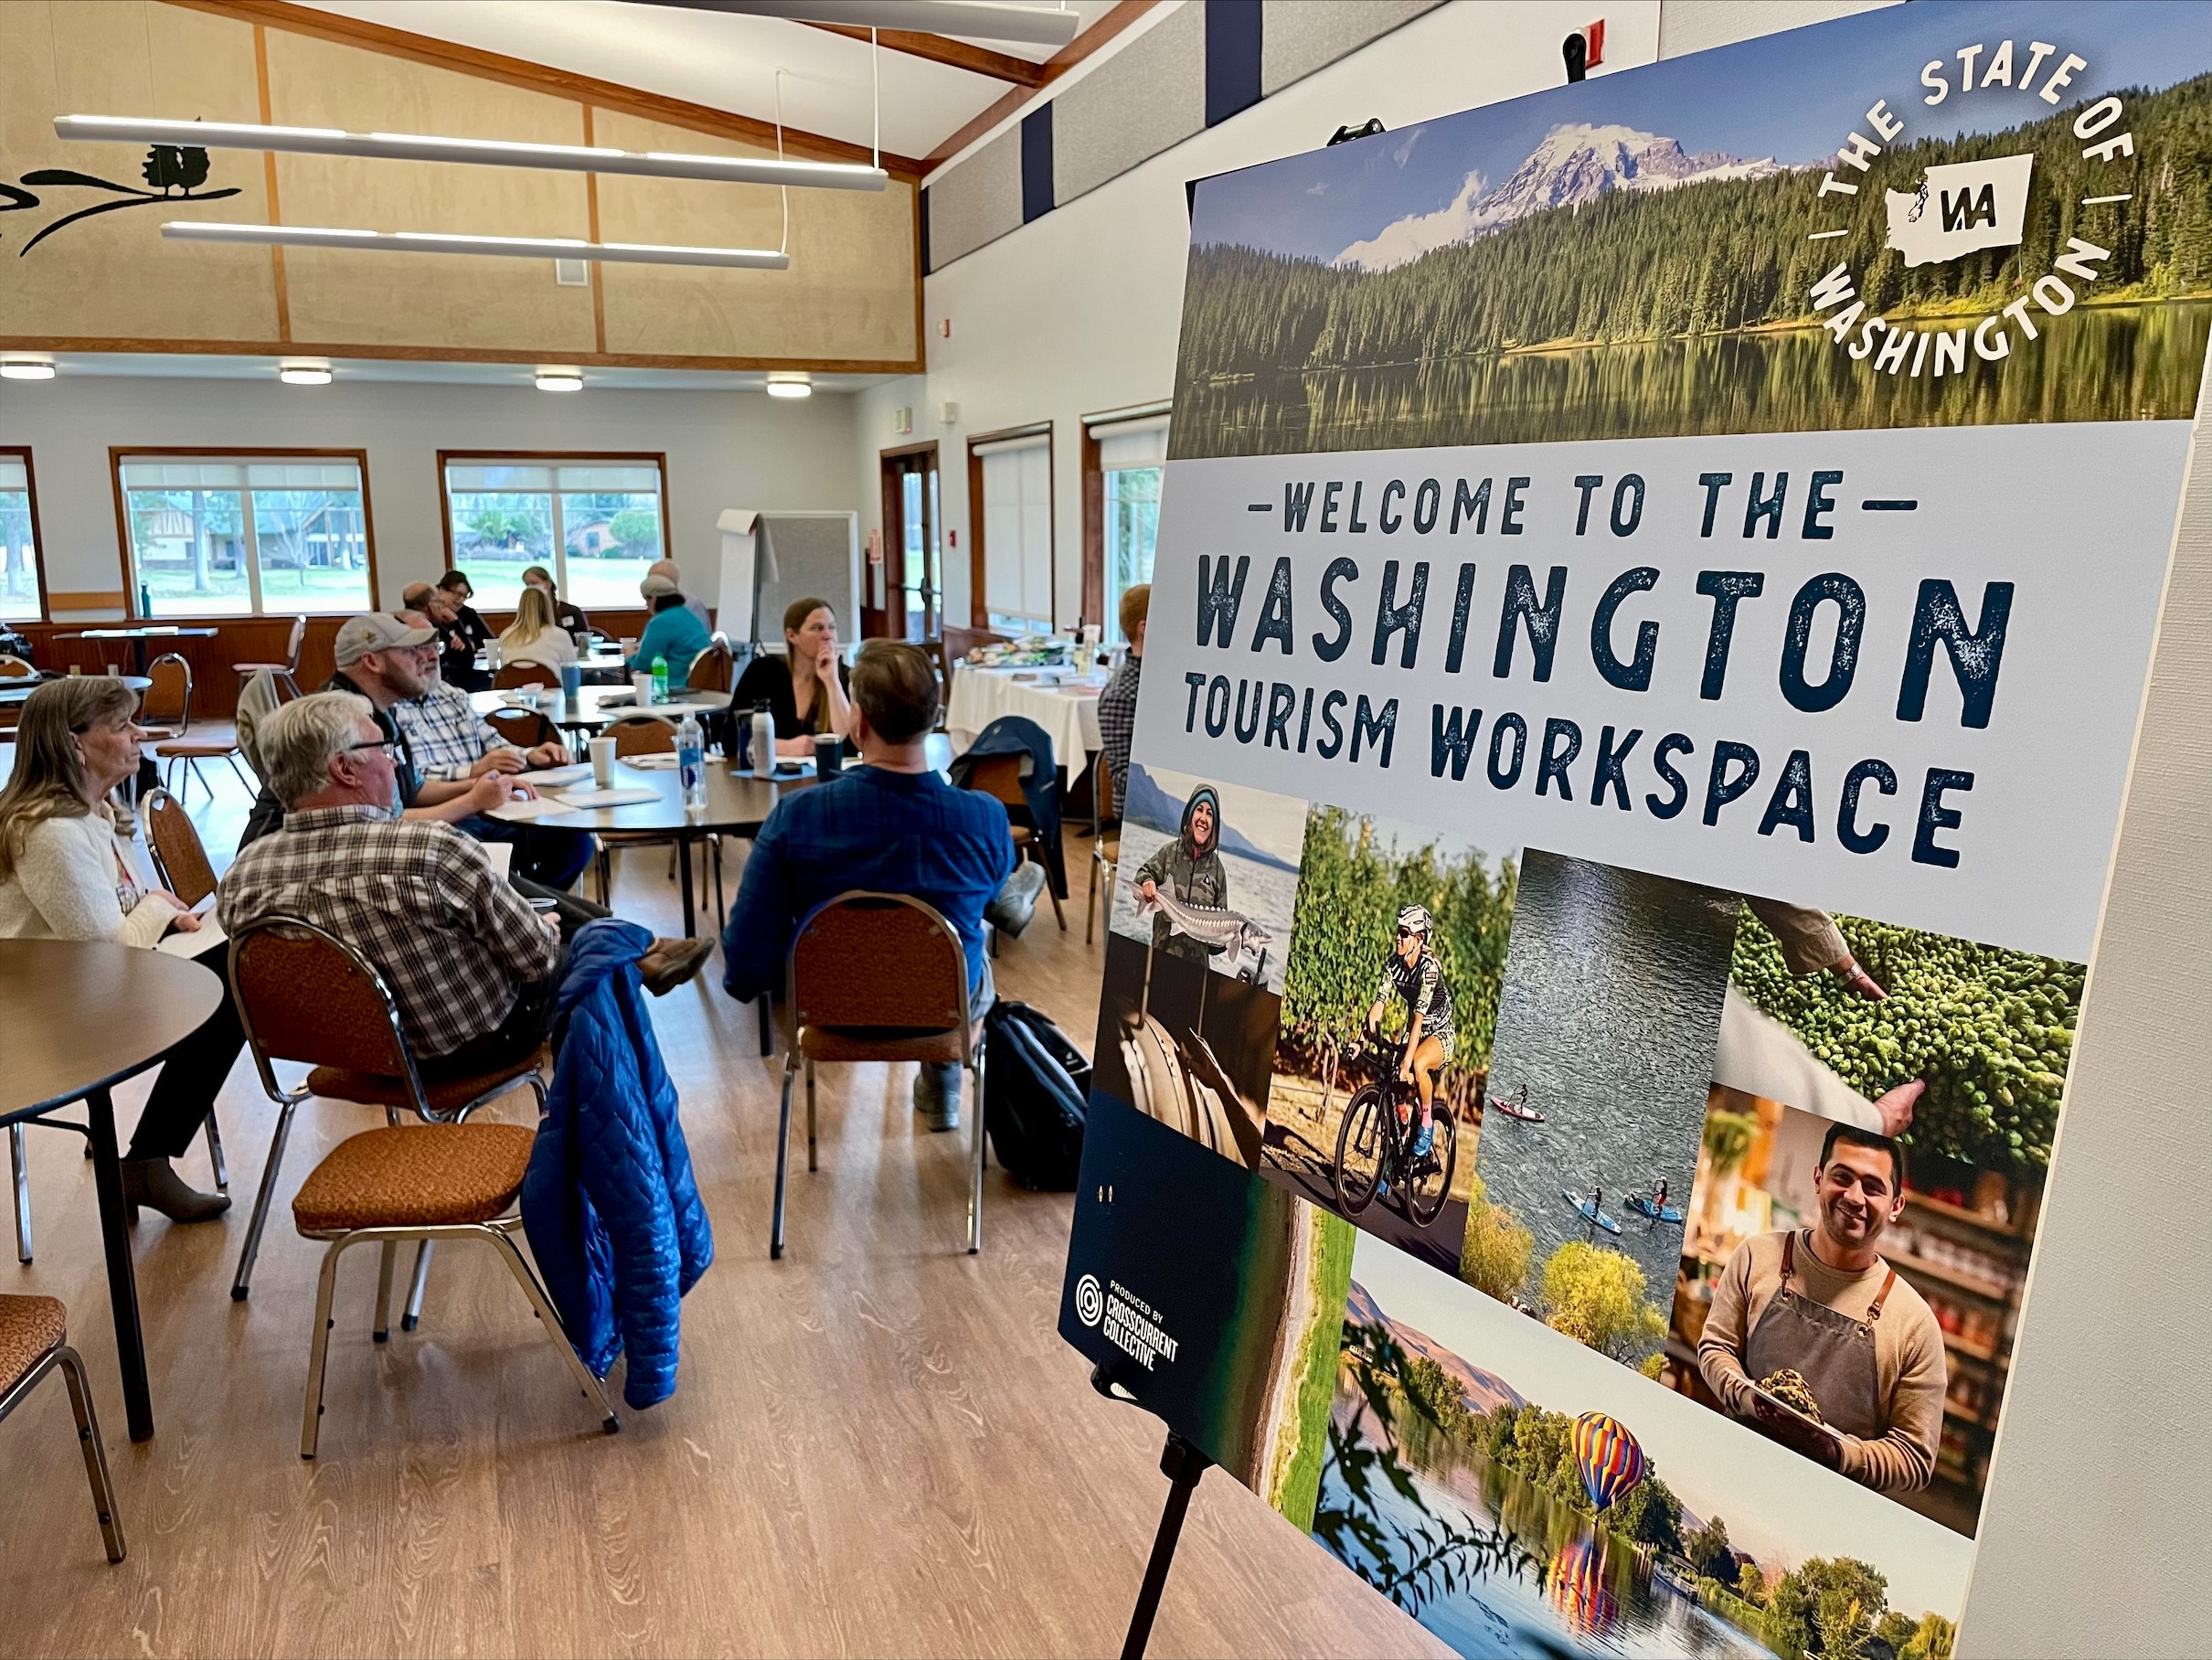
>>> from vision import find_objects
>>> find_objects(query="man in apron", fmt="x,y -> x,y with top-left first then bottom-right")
1696,1122 -> 1947,1492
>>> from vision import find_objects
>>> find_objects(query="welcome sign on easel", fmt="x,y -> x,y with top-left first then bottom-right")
1062,5 -> 2212,1655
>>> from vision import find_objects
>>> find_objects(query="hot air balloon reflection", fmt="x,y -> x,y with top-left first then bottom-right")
1548,1535 -> 1619,1638
1571,1411 -> 1647,1511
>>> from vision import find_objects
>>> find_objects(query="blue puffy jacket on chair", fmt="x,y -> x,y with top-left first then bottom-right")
522,918 -> 714,1408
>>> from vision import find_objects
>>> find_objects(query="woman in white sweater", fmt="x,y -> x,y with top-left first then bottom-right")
495,585 -> 578,676
0,677 -> 244,1220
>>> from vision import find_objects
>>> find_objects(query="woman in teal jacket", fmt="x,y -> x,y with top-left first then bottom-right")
630,581 -> 710,681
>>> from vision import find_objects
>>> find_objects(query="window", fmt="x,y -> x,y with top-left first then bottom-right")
0,450 -> 45,622
972,431 -> 1053,633
117,453 -> 373,618
440,455 -> 668,612
1090,414 -> 1167,644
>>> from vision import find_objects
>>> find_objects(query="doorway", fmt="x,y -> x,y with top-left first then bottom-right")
870,442 -> 941,641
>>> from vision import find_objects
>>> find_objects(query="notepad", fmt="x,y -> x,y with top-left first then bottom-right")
553,786 -> 660,808
525,762 -> 594,786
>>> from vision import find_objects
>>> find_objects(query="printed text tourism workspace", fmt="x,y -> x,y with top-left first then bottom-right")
1176,466 -> 2008,870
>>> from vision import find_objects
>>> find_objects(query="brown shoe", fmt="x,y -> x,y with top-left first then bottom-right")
639,935 -> 714,995
120,1156 -> 231,1223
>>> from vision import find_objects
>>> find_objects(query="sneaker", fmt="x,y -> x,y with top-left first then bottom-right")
1410,1122 -> 1435,1160
911,1064 -> 961,1133
983,861 -> 1048,938
638,935 -> 713,995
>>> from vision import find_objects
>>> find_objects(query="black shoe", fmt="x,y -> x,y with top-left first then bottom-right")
120,1156 -> 231,1223
984,863 -> 1048,939
639,936 -> 713,995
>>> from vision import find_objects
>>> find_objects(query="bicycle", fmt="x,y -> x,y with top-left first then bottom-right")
1331,1034 -> 1458,1227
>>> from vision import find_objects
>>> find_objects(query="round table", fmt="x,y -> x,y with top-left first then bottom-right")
469,685 -> 732,742
0,673 -> 153,707
945,664 -> 1103,782
0,939 -> 226,1442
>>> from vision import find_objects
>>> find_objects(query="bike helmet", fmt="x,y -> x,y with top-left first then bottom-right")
1395,903 -> 1434,938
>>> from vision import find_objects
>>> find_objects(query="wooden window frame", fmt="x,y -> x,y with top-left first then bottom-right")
964,422 -> 1054,632
0,445 -> 51,624
1080,401 -> 1170,643
436,450 -> 673,604
109,445 -> 379,622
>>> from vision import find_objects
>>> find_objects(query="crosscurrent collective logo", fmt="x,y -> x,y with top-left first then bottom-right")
1803,31 -> 2138,377
1075,1272 -> 1104,1326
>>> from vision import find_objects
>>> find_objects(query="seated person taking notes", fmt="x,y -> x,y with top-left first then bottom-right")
1696,1121 -> 1946,1492
720,642 -> 1014,1132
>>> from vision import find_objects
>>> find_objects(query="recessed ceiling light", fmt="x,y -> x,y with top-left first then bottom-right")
536,370 -> 585,393
278,363 -> 333,386
765,374 -> 813,399
0,360 -> 57,381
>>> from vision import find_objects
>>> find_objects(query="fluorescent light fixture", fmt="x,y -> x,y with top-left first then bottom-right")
57,115 -> 887,191
536,370 -> 585,393
161,221 -> 791,271
764,374 -> 814,399
278,362 -> 333,386
631,0 -> 1081,48
0,360 -> 57,381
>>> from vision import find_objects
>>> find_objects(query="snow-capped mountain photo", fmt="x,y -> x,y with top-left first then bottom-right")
1335,123 -> 1782,271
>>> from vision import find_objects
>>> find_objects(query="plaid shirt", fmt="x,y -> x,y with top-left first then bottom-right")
392,678 -> 516,782
1097,652 -> 1142,816
217,804 -> 559,1059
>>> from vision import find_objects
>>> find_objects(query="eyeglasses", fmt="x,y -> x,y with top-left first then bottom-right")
1396,926 -> 1420,939
344,737 -> 399,756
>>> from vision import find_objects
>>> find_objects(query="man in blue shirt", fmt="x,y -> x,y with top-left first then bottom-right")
722,641 -> 1017,1131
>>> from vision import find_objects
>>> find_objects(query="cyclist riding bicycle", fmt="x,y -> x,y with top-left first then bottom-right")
1364,903 -> 1454,1162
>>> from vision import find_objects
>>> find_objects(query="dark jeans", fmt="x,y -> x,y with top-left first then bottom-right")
416,974 -> 559,1087
126,935 -> 250,1161
512,874 -> 609,942
458,816 -> 593,890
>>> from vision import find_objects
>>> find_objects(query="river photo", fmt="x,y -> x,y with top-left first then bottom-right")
1174,303 -> 2212,458
1315,1395 -> 1775,1660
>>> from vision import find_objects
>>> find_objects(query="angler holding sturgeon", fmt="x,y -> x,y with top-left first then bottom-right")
1131,783 -> 1272,970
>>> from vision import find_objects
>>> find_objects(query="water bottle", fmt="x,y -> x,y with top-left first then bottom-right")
750,703 -> 775,775
651,654 -> 669,705
675,711 -> 707,813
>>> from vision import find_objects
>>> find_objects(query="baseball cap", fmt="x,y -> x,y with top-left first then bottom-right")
333,612 -> 436,665
640,572 -> 678,599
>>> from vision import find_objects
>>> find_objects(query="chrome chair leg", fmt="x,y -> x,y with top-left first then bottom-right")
967,1043 -> 989,1256
203,1111 -> 229,1193
485,1224 -> 620,1434
55,1346 -> 126,1562
231,1095 -> 302,1300
400,1241 -> 432,1332
804,1059 -> 817,1174
770,1053 -> 798,1261
373,1242 -> 397,1343
10,1123 -> 29,1263
1086,854 -> 1100,944
301,1235 -> 351,1459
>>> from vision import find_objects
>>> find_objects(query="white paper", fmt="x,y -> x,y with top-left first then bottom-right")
523,762 -> 594,786
553,786 -> 661,808
488,794 -> 574,821
482,841 -> 514,878
155,915 -> 225,957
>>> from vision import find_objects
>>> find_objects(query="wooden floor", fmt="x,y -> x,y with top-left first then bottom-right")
0,758 -> 1444,1659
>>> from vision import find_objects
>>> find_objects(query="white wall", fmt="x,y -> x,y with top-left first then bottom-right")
0,375 -> 861,619
856,0 -> 1664,631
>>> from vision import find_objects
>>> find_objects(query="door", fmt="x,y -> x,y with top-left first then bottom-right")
872,443 -> 941,641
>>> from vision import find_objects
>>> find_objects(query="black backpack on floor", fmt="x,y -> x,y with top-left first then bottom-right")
983,1000 -> 1089,1190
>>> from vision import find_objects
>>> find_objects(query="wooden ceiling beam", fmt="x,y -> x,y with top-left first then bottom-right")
924,0 -> 1153,169
803,22 -> 1048,87
160,0 -> 929,179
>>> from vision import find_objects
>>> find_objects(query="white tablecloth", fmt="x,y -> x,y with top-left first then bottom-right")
946,665 -> 1104,782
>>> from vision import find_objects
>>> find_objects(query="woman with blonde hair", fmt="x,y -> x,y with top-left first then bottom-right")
0,677 -> 245,1220
497,584 -> 579,674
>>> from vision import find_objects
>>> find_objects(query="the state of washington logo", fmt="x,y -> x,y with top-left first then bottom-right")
1803,31 -> 2140,376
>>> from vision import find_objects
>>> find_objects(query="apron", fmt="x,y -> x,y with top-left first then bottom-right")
1741,1230 -> 1895,1440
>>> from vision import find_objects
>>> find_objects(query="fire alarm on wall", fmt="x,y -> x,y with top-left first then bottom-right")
891,406 -> 914,435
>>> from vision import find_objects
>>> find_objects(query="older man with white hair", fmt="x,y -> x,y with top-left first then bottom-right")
645,559 -> 712,632
221,693 -> 709,1078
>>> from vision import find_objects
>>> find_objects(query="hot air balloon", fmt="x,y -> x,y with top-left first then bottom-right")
1571,1411 -> 1646,1511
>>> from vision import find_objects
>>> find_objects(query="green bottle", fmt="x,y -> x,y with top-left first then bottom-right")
651,654 -> 668,704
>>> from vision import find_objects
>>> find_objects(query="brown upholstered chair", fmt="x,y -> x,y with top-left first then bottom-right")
226,918 -> 548,1324
492,660 -> 557,691
0,655 -> 36,677
234,613 -> 306,701
290,1123 -> 617,1459
1085,754 -> 1121,946
8,792 -> 229,1264
962,752 -> 1066,937
771,892 -> 988,1261
686,641 -> 733,693
484,706 -> 558,750
144,653 -> 250,802
0,1295 -> 125,1562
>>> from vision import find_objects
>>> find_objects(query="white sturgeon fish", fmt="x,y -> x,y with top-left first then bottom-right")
1129,878 -> 1272,964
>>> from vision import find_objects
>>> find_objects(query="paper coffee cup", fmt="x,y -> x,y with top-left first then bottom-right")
590,736 -> 616,788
